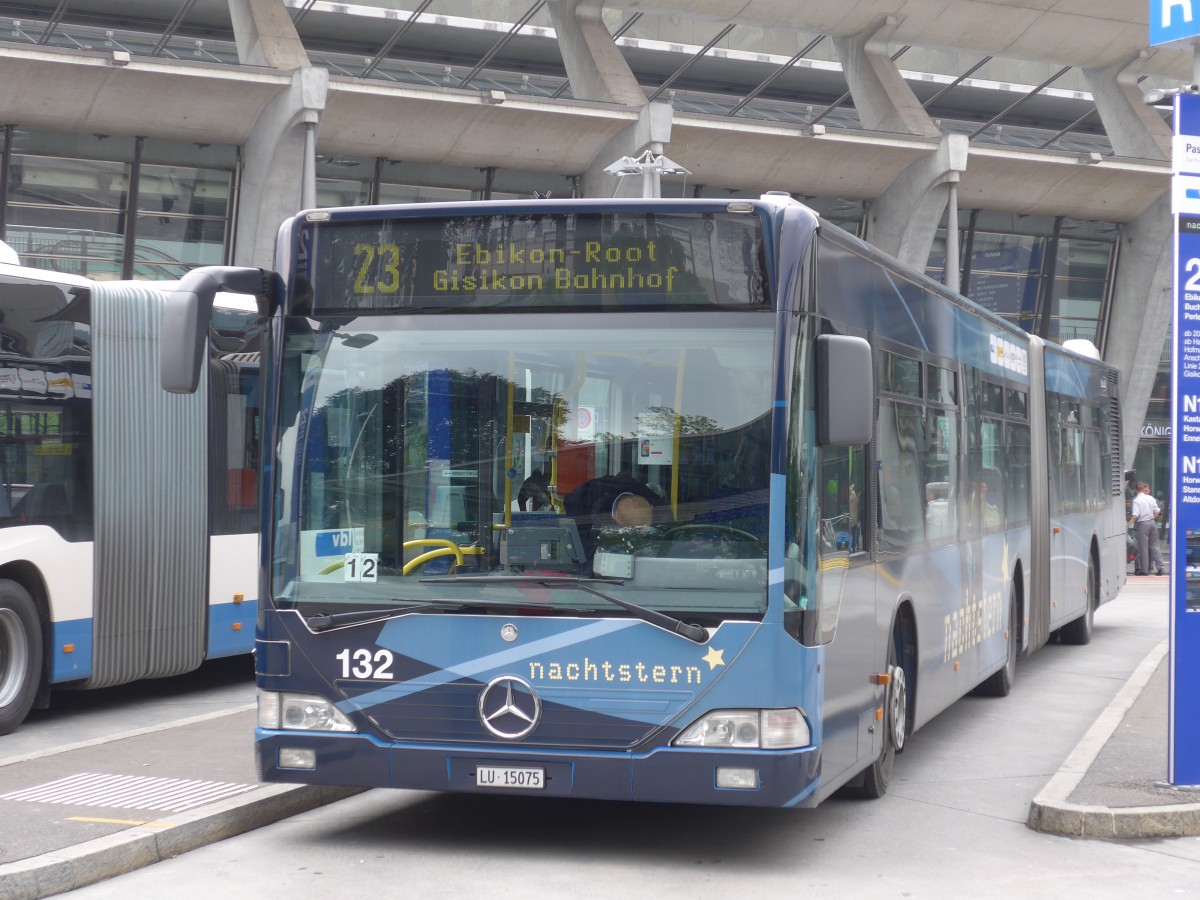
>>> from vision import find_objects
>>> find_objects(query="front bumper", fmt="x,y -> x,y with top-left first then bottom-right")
256,730 -> 822,807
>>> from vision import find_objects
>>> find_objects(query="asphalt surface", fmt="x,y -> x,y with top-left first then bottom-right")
0,576 -> 1192,899
0,706 -> 362,899
1027,575 -> 1200,839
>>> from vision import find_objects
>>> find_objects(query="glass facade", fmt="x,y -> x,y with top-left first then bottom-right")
314,157 -> 579,208
0,128 -> 1120,356
0,128 -> 235,280
1132,332 -> 1173,565
927,213 -> 1117,350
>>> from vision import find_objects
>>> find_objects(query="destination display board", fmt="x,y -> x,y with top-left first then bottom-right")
291,210 -> 771,314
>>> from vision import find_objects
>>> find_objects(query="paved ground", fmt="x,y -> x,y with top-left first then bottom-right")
1026,575 -> 1200,838
0,707 -> 361,899
0,575 -> 1193,898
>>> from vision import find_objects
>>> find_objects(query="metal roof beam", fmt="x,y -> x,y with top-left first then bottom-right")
969,65 -> 1072,140
920,55 -> 992,109
35,0 -> 70,45
291,0 -> 319,26
360,0 -> 432,78
150,0 -> 199,57
458,1 -> 547,90
726,35 -> 826,117
647,23 -> 737,103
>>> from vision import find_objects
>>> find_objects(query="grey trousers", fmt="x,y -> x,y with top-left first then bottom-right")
1135,520 -> 1164,574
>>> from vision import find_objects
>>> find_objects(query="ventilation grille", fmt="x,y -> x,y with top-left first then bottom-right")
1108,372 -> 1122,496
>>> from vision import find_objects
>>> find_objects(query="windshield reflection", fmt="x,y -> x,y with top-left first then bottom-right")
273,313 -> 775,622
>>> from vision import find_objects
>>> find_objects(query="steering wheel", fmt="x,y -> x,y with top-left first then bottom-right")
662,524 -> 759,542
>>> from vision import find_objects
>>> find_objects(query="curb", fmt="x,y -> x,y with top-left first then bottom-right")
1025,639 -> 1200,839
0,782 -> 365,899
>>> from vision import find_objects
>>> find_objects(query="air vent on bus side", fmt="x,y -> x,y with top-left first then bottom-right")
1108,372 -> 1122,496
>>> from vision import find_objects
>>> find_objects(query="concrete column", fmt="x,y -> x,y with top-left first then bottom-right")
1103,195 -> 1173,467
580,101 -> 674,198
1082,52 -> 1171,162
227,0 -> 310,69
547,0 -> 646,105
235,66 -> 328,269
864,134 -> 968,270
1083,53 -> 1172,466
832,16 -> 941,138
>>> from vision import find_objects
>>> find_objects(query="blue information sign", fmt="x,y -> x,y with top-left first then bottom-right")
1152,0 -> 1200,46
1171,91 -> 1200,785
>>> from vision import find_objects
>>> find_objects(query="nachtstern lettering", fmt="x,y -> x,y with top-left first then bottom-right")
528,657 -> 703,685
943,587 -> 1004,662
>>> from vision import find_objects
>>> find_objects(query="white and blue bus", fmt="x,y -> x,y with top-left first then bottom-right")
0,258 -> 260,734
161,194 -> 1124,805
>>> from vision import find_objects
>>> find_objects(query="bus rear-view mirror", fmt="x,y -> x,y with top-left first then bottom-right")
816,334 -> 872,446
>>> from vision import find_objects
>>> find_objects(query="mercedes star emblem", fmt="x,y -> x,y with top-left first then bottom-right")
478,675 -> 541,739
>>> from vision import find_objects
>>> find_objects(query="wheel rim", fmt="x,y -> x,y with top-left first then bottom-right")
1007,589 -> 1018,679
0,607 -> 29,707
888,664 -> 907,751
1087,560 -> 1097,627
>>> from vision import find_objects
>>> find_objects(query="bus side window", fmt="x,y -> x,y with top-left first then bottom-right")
980,420 -> 1004,531
820,445 -> 865,554
878,399 -> 924,548
17,482 -> 69,517
923,408 -> 958,541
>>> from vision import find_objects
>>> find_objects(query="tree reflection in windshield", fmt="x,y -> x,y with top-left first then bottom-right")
274,316 -> 775,620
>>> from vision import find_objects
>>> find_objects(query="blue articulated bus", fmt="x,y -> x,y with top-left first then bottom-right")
161,193 -> 1125,806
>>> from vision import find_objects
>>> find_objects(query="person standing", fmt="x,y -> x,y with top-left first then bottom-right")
1129,482 -> 1165,576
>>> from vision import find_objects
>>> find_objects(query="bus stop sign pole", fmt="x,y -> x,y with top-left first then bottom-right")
1170,89 -> 1200,788
1153,0 -> 1200,786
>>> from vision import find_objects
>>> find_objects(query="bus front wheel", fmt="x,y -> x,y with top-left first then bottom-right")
860,629 -> 908,798
0,580 -> 41,736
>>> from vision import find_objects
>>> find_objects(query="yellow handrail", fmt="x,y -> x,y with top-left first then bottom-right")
400,539 -> 485,575
402,546 -> 461,575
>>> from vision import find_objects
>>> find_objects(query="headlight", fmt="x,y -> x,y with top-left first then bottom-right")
673,708 -> 810,749
258,690 -> 356,733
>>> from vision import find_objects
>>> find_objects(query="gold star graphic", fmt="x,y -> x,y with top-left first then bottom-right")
702,646 -> 725,670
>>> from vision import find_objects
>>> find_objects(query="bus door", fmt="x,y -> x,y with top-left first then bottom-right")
1055,400 -> 1090,618
816,441 -> 876,784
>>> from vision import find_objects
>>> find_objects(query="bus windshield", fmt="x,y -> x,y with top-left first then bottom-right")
273,311 -> 775,624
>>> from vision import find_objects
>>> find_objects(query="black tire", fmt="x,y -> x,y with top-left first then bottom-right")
0,579 -> 41,736
1060,554 -> 1097,646
860,629 -> 908,799
974,584 -> 1018,697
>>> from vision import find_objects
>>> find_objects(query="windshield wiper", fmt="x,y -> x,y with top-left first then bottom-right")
421,575 -> 709,643
305,603 -> 455,631
305,591 -> 561,631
